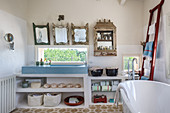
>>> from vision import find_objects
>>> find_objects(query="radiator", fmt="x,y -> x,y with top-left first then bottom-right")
0,75 -> 16,113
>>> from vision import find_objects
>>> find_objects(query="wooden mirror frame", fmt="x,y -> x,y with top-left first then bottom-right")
94,19 -> 117,56
33,23 -> 50,45
52,23 -> 69,45
71,23 -> 89,45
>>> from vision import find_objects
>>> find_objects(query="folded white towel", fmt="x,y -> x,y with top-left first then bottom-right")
144,69 -> 150,76
148,23 -> 156,35
55,28 -> 67,43
144,59 -> 151,70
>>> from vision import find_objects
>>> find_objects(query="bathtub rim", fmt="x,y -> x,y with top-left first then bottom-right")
120,88 -> 136,113
120,80 -> 170,113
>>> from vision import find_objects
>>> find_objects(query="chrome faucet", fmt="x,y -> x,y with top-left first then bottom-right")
127,58 -> 138,80
132,58 -> 138,80
127,59 -> 131,79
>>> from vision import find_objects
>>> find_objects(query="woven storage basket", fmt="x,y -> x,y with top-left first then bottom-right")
44,93 -> 61,107
28,94 -> 43,106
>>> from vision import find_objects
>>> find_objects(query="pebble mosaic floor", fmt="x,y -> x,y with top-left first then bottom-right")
11,105 -> 123,113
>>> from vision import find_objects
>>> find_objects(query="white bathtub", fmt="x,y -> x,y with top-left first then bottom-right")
119,80 -> 170,113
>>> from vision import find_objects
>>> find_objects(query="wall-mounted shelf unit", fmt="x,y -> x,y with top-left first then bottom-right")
94,19 -> 117,56
16,73 -> 88,108
88,75 -> 127,105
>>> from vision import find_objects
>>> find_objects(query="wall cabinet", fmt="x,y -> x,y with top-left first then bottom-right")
94,19 -> 117,56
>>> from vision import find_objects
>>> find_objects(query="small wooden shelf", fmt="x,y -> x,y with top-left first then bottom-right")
94,50 -> 116,52
97,39 -> 112,42
16,87 -> 84,93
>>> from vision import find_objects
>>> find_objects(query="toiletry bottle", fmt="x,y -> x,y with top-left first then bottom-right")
49,60 -> 51,65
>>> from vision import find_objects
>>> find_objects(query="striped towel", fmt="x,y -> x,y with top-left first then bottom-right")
143,41 -> 153,58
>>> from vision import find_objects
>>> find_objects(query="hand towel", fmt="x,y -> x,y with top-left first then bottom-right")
149,23 -> 156,35
143,41 -> 153,58
55,28 -> 67,43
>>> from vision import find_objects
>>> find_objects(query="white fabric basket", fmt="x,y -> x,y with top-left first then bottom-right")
44,93 -> 61,107
28,94 -> 43,106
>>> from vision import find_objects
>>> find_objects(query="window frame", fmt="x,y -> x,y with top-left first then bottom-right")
35,45 -> 89,64
122,54 -> 142,72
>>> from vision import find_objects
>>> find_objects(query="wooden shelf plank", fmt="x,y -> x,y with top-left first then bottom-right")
94,50 -> 116,52
97,40 -> 112,42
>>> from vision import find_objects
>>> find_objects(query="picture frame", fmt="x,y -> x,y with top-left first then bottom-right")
52,23 -> 69,45
71,23 -> 89,45
33,23 -> 50,45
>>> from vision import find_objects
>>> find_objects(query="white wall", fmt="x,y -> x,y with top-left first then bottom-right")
143,0 -> 170,83
0,0 -> 28,20
26,0 -> 144,73
0,10 -> 27,77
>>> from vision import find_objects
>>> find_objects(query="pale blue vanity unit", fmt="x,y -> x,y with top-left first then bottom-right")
17,64 -> 89,108
22,64 -> 88,74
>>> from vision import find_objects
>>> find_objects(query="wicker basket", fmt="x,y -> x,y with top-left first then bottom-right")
28,94 -> 43,106
44,93 -> 61,107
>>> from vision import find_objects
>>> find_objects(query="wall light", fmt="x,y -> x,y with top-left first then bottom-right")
4,33 -> 14,50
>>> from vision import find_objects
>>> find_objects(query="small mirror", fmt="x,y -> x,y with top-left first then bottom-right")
33,23 -> 50,45
71,23 -> 89,45
52,23 -> 69,45
4,33 -> 14,42
4,33 -> 14,50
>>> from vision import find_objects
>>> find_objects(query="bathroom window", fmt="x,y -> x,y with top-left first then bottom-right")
37,47 -> 88,64
123,55 -> 141,72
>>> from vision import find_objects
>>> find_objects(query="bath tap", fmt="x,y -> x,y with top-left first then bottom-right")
127,58 -> 138,80
127,59 -> 131,80
132,58 -> 137,80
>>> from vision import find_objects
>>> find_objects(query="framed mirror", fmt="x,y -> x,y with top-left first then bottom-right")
52,23 -> 69,45
33,23 -> 50,45
71,23 -> 89,45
